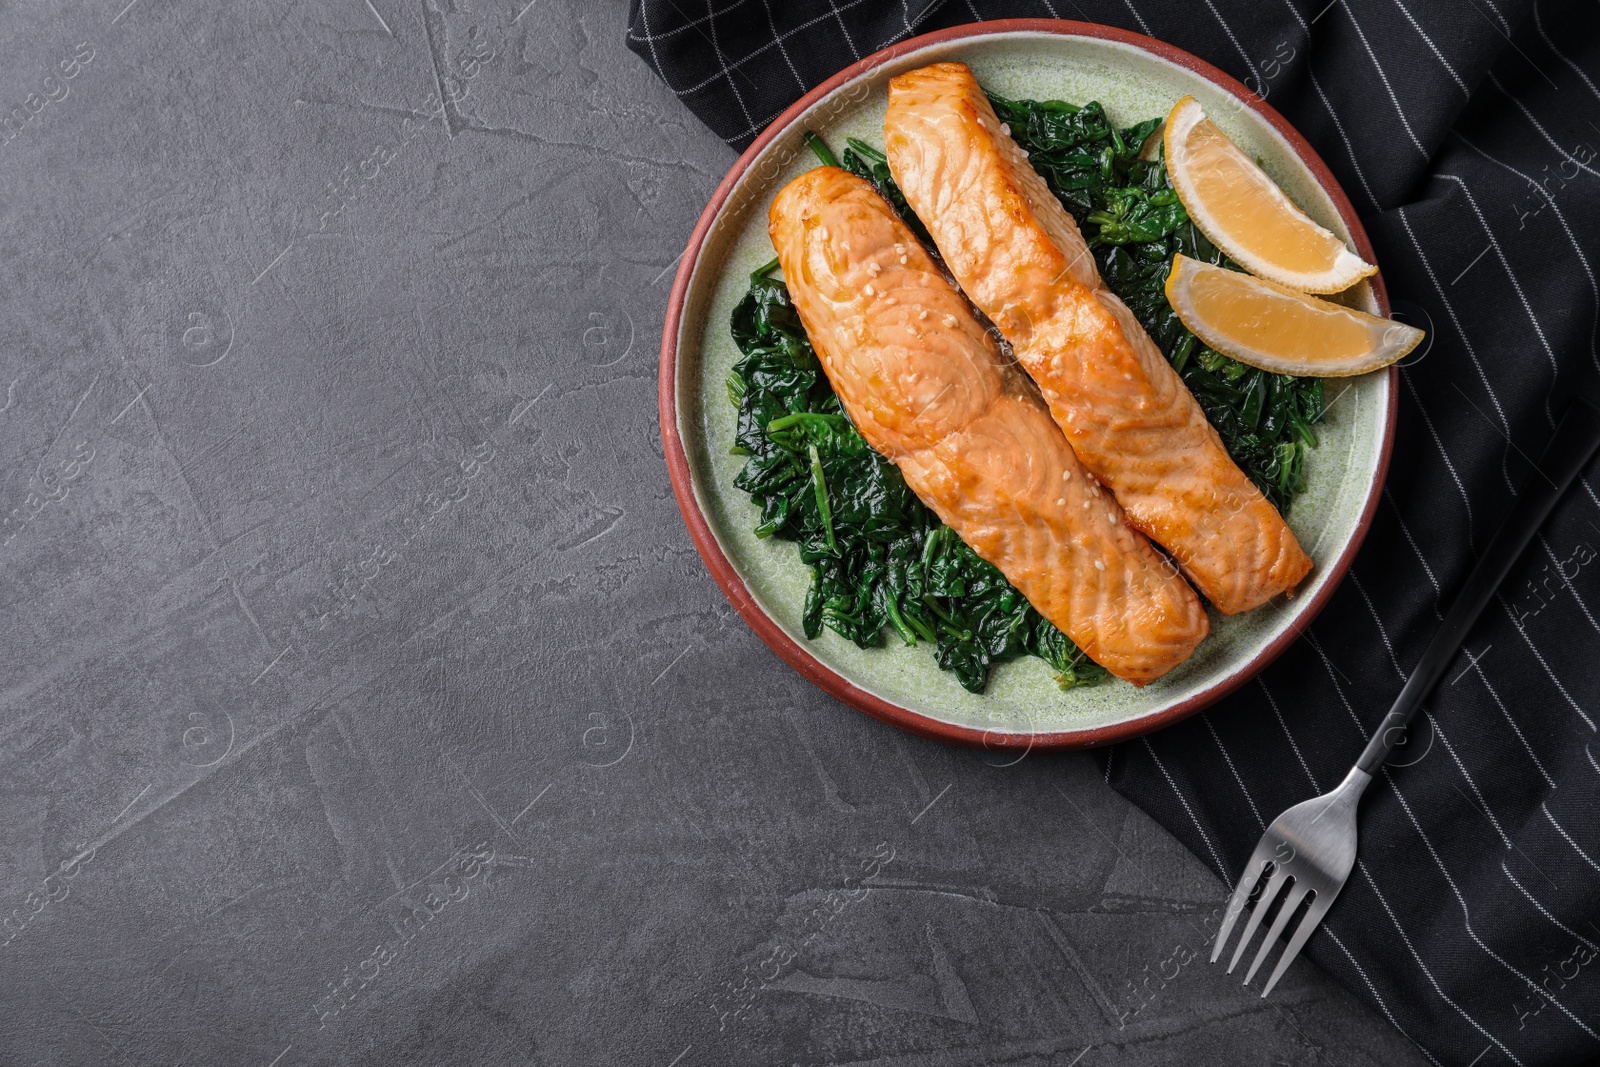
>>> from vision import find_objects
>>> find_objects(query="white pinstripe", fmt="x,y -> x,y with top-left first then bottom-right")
1359,858 -> 1524,1065
1323,922 -> 1446,1067
1540,535 -> 1600,635
1466,658 -> 1558,791
1396,204 -> 1525,502
1200,0 -> 1260,85
1589,744 -> 1600,779
1389,0 -> 1467,95
1580,476 -> 1600,517
1437,173 -> 1559,427
1337,0 -> 1429,156
636,0 -> 673,96
1543,804 -> 1600,876
1455,130 -> 1600,377
1302,629 -> 1368,734
1500,861 -> 1599,953
1487,72 -> 1600,183
1385,486 -> 1444,607
703,0 -> 756,134
723,103 -> 788,145
824,0 -> 862,61
1387,780 -> 1600,1042
1428,713 -> 1511,848
883,0 -> 950,46
759,0 -> 806,92
1500,594 -> 1598,731
1398,369 -> 1485,543
899,0 -> 916,39
1307,70 -> 1380,209
1472,0 -> 1511,33
1121,0 -> 1155,37
1141,736 -> 1230,885
1258,676 -> 1320,790
892,0 -> 918,42
1394,203 -> 1519,473
1201,713 -> 1265,828
1532,0 -> 1600,103
1349,569 -> 1406,678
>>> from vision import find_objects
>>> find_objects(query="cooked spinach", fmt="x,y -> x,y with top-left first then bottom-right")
989,95 -> 1324,509
728,96 -> 1324,693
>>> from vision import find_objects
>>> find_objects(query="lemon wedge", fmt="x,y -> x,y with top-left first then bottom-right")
1165,254 -> 1422,377
1164,96 -> 1376,294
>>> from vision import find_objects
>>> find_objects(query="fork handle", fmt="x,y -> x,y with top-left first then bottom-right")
1355,397 -> 1600,775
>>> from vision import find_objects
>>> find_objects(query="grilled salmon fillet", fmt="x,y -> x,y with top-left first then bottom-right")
769,167 -> 1207,684
884,62 -> 1312,614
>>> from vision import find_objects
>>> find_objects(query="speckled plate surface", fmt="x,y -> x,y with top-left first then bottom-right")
659,20 -> 1396,749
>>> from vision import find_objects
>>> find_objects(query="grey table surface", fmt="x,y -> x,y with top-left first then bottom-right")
0,2 -> 1436,1064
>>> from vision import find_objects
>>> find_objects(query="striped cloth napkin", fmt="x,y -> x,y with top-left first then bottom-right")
627,3 -> 1600,1064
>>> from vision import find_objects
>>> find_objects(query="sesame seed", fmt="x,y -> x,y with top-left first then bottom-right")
1000,122 -> 1010,136
1062,470 -> 1071,480
943,314 -> 958,327
899,255 -> 908,264
1094,560 -> 1106,572
1082,500 -> 1090,509
918,310 -> 929,320
867,262 -> 881,276
864,283 -> 875,295
1056,498 -> 1065,506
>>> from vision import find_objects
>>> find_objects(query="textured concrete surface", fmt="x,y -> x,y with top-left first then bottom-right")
0,2 -> 1434,1064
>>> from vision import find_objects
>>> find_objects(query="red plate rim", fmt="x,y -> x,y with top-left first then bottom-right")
656,17 -> 1397,751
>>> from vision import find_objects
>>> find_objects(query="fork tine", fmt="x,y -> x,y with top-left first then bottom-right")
1243,884 -> 1311,985
1259,890 -> 1333,997
1227,862 -> 1291,974
1211,849 -> 1272,964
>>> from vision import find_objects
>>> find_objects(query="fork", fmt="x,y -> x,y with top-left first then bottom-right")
1212,397 -> 1600,997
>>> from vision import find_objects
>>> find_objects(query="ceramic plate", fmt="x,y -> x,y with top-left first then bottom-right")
659,19 -> 1395,749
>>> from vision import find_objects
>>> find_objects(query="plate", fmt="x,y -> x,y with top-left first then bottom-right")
658,19 -> 1395,749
